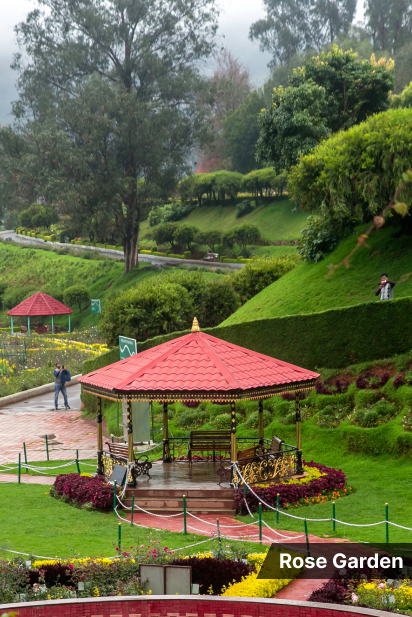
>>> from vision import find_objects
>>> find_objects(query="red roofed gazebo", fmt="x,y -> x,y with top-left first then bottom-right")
7,291 -> 73,335
80,318 -> 319,485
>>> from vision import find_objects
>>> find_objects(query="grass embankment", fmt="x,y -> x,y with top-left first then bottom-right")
139,199 -> 310,243
0,243 -> 224,331
222,224 -> 412,325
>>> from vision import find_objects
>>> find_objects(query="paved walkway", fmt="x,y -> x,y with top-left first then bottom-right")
0,231 -> 243,270
0,384 -> 101,463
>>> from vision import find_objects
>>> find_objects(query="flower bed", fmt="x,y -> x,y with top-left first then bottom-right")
236,461 -> 354,514
51,474 -> 117,511
309,559 -> 412,613
0,550 -> 294,603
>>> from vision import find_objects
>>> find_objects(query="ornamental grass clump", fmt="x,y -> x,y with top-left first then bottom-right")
52,473 -> 116,511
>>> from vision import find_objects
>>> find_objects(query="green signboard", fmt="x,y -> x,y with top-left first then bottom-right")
91,299 -> 101,314
119,335 -> 137,359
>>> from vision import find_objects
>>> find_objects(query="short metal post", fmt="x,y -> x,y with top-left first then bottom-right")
75,449 -> 80,475
217,518 -> 221,551
23,442 -> 28,473
276,493 -> 280,524
45,435 -> 49,461
18,453 -> 21,484
258,502 -> 262,544
304,519 -> 310,557
111,435 -> 114,444
332,502 -> 336,532
131,496 -> 135,526
118,522 -> 121,553
183,495 -> 187,535
113,480 -> 117,512
385,503 -> 389,544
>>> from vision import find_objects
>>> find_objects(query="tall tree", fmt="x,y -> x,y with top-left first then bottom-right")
198,48 -> 252,167
9,0 -> 218,274
364,0 -> 412,53
256,46 -> 394,171
249,0 -> 356,67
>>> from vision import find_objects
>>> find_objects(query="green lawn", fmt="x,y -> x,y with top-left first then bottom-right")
237,415 -> 412,544
222,224 -> 412,325
140,200 -> 310,243
0,483 -> 265,560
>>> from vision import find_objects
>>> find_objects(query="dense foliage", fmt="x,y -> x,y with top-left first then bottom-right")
257,47 -> 394,171
63,285 -> 91,312
19,204 -> 59,230
391,81 -> 412,109
99,271 -> 240,344
52,474 -> 116,511
298,215 -> 355,262
171,556 -> 253,594
289,108 -> 412,223
232,254 -> 299,303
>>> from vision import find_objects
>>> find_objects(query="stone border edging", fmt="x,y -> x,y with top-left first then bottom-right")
0,594 -> 400,617
0,374 -> 81,408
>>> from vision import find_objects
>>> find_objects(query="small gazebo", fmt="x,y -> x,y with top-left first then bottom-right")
79,318 -> 320,485
7,291 -> 73,335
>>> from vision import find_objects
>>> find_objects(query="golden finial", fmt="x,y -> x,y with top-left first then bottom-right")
191,317 -> 201,332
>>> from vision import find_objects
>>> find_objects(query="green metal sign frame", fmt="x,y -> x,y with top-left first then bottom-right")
91,299 -> 101,314
119,336 -> 137,360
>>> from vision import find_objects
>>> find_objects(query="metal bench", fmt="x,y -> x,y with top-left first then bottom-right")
188,430 -> 231,462
104,441 -> 152,484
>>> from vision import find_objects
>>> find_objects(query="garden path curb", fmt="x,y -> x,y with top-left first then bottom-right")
0,374 -> 82,408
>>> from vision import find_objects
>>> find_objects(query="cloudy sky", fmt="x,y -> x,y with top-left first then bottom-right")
0,0 -> 364,127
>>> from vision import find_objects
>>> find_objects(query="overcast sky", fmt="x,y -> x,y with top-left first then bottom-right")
0,0 -> 364,127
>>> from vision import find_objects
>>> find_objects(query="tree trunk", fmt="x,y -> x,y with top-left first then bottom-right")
123,178 -> 140,275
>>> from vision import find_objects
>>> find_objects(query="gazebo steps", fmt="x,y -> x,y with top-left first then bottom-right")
122,490 -> 236,515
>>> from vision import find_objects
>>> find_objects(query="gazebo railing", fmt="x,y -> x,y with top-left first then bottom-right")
236,443 -> 299,486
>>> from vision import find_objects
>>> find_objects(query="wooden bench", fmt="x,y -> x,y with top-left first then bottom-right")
188,430 -> 231,462
105,441 -> 152,483
20,326 -> 28,333
237,435 -> 284,465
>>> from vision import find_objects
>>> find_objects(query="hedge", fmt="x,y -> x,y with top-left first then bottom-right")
167,253 -> 185,259
82,297 -> 412,379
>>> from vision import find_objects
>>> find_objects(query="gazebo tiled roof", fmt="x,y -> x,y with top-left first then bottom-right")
79,322 -> 319,402
7,291 -> 73,317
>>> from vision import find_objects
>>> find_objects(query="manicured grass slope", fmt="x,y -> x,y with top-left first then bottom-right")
140,199 -> 310,243
0,243 -> 224,330
222,225 -> 412,325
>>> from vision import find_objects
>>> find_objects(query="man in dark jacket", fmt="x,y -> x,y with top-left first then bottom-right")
375,273 -> 396,301
54,362 -> 70,410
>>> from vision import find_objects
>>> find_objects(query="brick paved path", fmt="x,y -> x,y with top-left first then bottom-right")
0,384 -> 102,463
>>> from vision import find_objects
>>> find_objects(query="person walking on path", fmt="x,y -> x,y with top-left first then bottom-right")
54,362 -> 70,410
375,273 -> 396,301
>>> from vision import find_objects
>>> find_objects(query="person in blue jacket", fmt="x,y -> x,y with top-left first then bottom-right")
54,362 -> 70,410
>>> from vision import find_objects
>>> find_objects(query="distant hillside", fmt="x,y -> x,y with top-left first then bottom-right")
140,199 -> 310,243
221,224 -> 412,325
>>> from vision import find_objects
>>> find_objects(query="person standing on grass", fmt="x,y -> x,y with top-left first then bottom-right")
375,273 -> 396,301
54,362 -> 70,410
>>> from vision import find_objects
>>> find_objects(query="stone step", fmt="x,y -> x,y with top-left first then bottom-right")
122,498 -> 235,509
124,489 -> 234,499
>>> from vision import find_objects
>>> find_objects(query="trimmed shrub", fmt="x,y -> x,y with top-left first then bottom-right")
52,473 -> 116,511
244,409 -> 272,429
151,246 -> 158,253
170,556 -> 253,595
184,251 -> 191,259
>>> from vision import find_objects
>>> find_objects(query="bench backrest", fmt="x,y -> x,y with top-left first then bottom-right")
106,442 -> 131,459
270,436 -> 283,453
191,430 -> 231,439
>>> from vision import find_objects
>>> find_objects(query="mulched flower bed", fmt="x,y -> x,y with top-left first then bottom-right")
236,461 -> 353,514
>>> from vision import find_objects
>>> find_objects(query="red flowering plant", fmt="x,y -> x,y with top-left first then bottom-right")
170,556 -> 253,594
51,473 -> 118,511
355,371 -> 390,390
236,461 -> 354,514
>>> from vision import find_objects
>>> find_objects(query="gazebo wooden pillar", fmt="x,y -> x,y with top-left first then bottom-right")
258,400 -> 264,444
295,392 -> 303,474
162,402 -> 171,462
96,396 -> 104,475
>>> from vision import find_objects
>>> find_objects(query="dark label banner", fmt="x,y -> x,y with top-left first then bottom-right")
257,543 -> 412,580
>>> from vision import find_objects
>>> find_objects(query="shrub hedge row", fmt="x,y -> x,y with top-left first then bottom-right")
82,296 -> 412,377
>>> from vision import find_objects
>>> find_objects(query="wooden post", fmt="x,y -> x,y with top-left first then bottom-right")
127,399 -> 134,462
295,391 -> 303,474
230,401 -> 237,484
96,396 -> 104,475
258,399 -> 264,444
162,402 -> 171,462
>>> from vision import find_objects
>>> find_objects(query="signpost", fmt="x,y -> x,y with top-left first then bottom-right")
119,335 -> 137,360
91,299 -> 101,314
